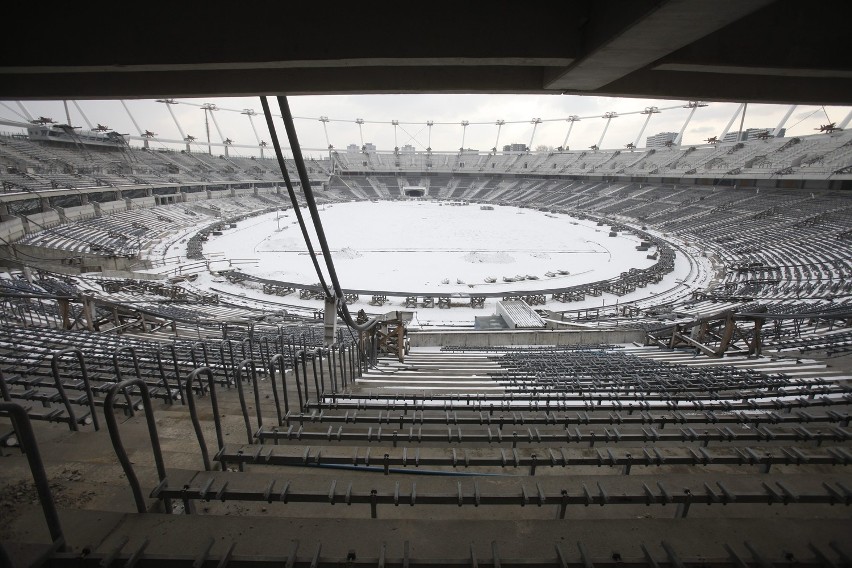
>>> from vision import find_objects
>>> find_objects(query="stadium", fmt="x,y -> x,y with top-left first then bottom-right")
1,3 -> 852,566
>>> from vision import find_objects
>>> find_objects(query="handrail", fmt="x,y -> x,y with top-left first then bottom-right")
240,336 -> 254,363
306,348 -> 325,406
189,341 -> 211,394
223,339 -> 240,387
260,336 -> 273,369
0,402 -> 65,551
103,378 -> 170,514
267,353 -> 287,425
291,349 -> 307,411
234,359 -> 262,445
312,348 -> 325,396
112,346 -> 141,416
51,348 -> 99,431
0,368 -> 11,401
326,345 -> 337,393
155,344 -> 181,405
183,367 -> 224,471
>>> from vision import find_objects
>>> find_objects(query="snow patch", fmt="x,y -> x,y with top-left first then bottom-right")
463,251 -> 515,264
334,247 -> 363,260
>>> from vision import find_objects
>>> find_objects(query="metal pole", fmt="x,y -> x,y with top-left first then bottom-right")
635,108 -> 658,147
675,102 -> 706,146
561,116 -> 579,150
773,105 -> 797,136
460,120 -> 469,151
736,102 -> 748,142
71,101 -> 94,130
356,118 -> 365,147
838,109 -> 852,130
260,96 -> 332,296
494,119 -> 505,152
103,379 -> 168,514
15,101 -> 34,121
158,99 -> 186,140
62,101 -> 72,126
208,108 -> 226,144
320,116 -> 331,149
120,100 -> 144,135
274,95 -> 379,333
598,113 -> 617,148
719,103 -> 744,141
392,120 -> 399,150
0,403 -> 66,550
243,109 -> 261,144
528,118 -> 542,150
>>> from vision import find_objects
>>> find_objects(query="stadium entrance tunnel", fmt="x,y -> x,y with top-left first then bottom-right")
405,189 -> 425,197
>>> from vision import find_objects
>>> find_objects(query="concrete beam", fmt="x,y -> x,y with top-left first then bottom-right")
545,0 -> 774,91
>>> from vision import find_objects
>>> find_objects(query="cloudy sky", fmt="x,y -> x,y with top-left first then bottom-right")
2,95 -> 850,159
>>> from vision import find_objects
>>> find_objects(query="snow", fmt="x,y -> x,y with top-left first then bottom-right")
156,200 -> 713,326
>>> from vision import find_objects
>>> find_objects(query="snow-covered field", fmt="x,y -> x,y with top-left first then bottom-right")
162,201 -> 712,326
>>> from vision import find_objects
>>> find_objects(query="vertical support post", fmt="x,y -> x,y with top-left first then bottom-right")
528,118 -> 542,150
750,317 -> 764,356
736,102 -> 749,142
561,116 -> 579,150
120,100 -> 143,135
838,109 -> 852,130
62,100 -> 72,127
773,105 -> 797,136
716,313 -> 736,356
157,99 -> 186,140
324,297 -> 338,347
719,103 -> 744,141
598,113 -> 617,148
57,298 -> 71,329
676,102 -> 706,146
81,294 -> 95,331
635,107 -> 659,147
460,121 -> 469,151
71,101 -> 94,130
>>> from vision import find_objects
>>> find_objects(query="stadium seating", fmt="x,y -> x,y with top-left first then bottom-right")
0,129 -> 850,566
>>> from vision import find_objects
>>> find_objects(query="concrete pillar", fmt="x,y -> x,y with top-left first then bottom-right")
323,297 -> 338,346
81,294 -> 95,331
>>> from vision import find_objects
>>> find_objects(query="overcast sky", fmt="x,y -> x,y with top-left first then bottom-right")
2,95 -> 850,159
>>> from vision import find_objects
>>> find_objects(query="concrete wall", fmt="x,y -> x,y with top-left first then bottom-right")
128,196 -> 156,209
24,210 -> 60,231
98,200 -> 127,215
410,328 -> 645,347
10,244 -> 138,271
233,188 -> 254,198
184,191 -> 208,202
0,217 -> 25,242
61,204 -> 97,222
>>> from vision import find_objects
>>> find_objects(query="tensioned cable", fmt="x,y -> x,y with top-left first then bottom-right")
274,95 -> 379,333
259,97 -> 331,298
166,99 -> 687,125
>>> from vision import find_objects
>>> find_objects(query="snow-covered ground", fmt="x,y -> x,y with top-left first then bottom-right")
158,201 -> 714,326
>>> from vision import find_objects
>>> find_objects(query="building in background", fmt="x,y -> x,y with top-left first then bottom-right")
646,131 -> 677,148
722,127 -> 785,142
